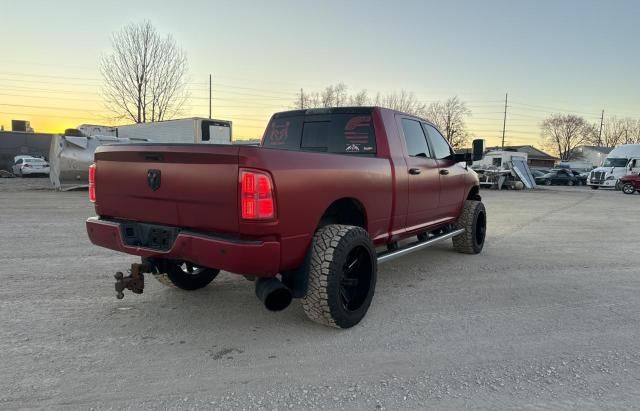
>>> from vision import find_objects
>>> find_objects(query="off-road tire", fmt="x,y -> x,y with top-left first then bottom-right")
302,224 -> 377,329
152,261 -> 220,290
622,183 -> 636,195
453,200 -> 487,254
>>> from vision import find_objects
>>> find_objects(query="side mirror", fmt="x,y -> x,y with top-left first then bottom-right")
472,139 -> 485,161
452,139 -> 485,165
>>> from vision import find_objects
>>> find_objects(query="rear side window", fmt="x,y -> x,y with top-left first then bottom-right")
262,113 -> 376,155
401,119 -> 431,157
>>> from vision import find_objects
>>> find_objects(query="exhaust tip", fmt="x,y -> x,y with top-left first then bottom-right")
255,278 -> 292,311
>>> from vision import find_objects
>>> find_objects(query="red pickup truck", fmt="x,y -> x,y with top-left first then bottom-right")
87,107 -> 486,328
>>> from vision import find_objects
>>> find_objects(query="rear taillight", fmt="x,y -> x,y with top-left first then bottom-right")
240,169 -> 275,220
88,163 -> 96,203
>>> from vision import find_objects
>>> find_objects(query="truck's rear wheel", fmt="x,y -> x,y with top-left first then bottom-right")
453,200 -> 486,254
302,225 -> 377,329
153,261 -> 220,290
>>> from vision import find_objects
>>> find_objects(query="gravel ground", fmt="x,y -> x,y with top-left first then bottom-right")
1,177 -> 639,410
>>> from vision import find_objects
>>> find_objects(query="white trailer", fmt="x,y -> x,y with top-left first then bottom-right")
587,144 -> 640,189
472,150 -> 535,189
114,117 -> 232,144
473,150 -> 528,169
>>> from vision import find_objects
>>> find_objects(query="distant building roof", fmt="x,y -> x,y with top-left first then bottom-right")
499,145 -> 558,160
576,145 -> 614,154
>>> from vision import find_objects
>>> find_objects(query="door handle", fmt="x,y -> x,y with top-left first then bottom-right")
409,168 -> 421,175
439,169 -> 450,175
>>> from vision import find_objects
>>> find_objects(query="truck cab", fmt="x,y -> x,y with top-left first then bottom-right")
587,144 -> 640,189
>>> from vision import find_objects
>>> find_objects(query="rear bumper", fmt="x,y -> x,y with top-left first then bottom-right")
86,217 -> 280,277
22,167 -> 50,175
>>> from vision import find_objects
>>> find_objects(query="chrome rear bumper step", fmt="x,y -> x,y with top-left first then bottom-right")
377,228 -> 465,264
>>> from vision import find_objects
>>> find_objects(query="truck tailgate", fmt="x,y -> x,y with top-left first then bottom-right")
94,144 -> 240,234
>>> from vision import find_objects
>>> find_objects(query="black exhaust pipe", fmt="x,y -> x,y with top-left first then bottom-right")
255,278 -> 292,311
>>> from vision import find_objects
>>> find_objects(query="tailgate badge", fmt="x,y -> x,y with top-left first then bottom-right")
147,169 -> 161,191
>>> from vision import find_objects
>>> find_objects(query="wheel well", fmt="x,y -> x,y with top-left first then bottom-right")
318,198 -> 367,229
467,185 -> 481,201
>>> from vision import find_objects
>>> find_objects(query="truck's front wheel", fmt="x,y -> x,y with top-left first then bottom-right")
453,200 -> 487,254
302,225 -> 377,329
153,261 -> 220,290
622,183 -> 636,194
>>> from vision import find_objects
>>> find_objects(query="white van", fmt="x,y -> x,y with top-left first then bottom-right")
587,144 -> 640,189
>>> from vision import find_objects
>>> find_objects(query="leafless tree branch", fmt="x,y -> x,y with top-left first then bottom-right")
100,21 -> 188,123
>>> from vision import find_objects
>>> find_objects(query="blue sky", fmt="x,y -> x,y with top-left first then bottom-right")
0,0 -> 638,145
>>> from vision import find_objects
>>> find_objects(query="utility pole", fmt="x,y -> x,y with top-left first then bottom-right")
209,74 -> 212,119
501,93 -> 508,150
598,110 -> 604,146
300,88 -> 304,109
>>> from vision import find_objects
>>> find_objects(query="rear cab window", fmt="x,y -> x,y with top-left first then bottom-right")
262,108 -> 377,156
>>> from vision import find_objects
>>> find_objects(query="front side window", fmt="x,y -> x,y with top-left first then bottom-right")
423,124 -> 453,160
401,119 -> 430,157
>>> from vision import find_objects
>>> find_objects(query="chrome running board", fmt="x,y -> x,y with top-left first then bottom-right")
377,228 -> 465,264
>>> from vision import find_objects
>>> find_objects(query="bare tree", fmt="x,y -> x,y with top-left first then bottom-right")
424,97 -> 470,148
348,89 -> 369,106
602,117 -> 628,147
621,118 -> 640,144
100,21 -> 189,123
540,114 -> 588,160
373,90 -> 426,116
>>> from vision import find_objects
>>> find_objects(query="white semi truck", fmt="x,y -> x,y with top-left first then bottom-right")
587,144 -> 640,189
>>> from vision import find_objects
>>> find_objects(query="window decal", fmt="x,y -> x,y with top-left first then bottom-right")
344,116 -> 371,144
269,121 -> 290,145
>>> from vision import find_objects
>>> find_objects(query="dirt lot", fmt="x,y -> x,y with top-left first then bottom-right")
1,177 -> 639,410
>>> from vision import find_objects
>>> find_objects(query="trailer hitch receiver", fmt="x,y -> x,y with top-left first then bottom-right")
114,262 -> 153,299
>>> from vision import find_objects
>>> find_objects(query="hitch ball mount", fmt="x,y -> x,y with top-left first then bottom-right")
114,262 -> 154,299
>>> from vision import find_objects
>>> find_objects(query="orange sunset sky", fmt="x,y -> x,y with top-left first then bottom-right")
1,0 -> 639,150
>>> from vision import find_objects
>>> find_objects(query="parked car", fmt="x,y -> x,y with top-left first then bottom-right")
620,174 -> 640,194
530,169 -> 546,178
535,169 -> 578,186
569,170 -> 588,185
532,168 -> 550,175
86,106 -> 487,328
12,157 -> 50,177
